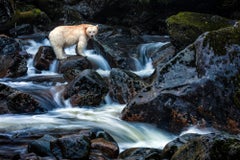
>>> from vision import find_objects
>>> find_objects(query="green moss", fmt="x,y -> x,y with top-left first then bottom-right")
2,8 -> 48,30
167,12 -> 231,31
203,24 -> 240,55
166,12 -> 233,49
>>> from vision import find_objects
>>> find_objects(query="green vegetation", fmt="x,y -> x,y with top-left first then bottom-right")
203,22 -> 240,55
166,12 -> 233,49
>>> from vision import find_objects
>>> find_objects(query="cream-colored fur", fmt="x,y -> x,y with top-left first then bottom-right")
48,24 -> 98,59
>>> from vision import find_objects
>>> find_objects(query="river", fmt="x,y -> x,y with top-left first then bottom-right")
0,38 -> 211,156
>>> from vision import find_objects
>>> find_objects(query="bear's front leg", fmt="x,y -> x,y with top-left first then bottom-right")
76,36 -> 87,56
53,46 -> 67,59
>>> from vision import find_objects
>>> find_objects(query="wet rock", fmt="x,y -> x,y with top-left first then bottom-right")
162,133 -> 201,159
58,55 -> 92,82
0,35 -> 28,78
88,128 -> 117,143
137,41 -> 175,68
170,133 -> 240,160
0,83 -> 45,114
91,138 -> 119,158
2,3 -> 50,34
24,128 -> 119,160
33,46 -> 56,71
93,26 -> 143,70
0,0 -> 14,25
28,134 -> 56,157
34,0 -> 83,25
7,90 -> 44,114
166,12 -> 233,50
82,128 -> 119,159
63,69 -> 108,106
109,68 -> 148,104
68,0 -> 111,20
51,134 -> 90,159
121,24 -> 240,134
119,147 -> 163,160
9,24 -> 34,37
12,152 -> 41,160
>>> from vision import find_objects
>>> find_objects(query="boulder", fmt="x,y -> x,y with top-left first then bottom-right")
121,23 -> 240,134
26,128 -> 119,160
51,135 -> 90,159
0,83 -> 45,114
118,147 -> 163,160
1,5 -> 50,33
109,68 -> 148,104
169,133 -> 240,160
91,138 -> 119,158
166,12 -> 233,50
58,56 -> 92,82
0,35 -> 28,78
33,46 -> 56,71
28,134 -> 56,157
63,69 -> 108,106
162,133 -> 201,159
0,0 -> 14,25
9,24 -> 33,37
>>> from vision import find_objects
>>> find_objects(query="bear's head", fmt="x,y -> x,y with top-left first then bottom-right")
86,25 -> 98,39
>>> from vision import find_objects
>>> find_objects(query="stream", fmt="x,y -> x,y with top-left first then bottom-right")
0,38 -> 211,156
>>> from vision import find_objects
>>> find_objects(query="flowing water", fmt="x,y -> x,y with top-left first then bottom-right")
0,38 -> 212,155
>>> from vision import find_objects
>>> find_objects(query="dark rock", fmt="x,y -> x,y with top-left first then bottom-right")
33,46 -> 56,71
121,24 -> 240,134
51,134 -> 90,159
162,133 -> 201,159
93,26 -> 143,70
58,55 -> 92,82
69,0 -> 110,20
118,147 -> 163,160
137,41 -> 175,68
0,35 -> 28,78
0,83 -> 45,114
34,0 -> 83,25
170,133 -> 240,160
1,3 -> 51,34
109,68 -> 148,104
91,138 -> 119,158
28,134 -> 56,157
0,0 -> 14,25
12,152 -> 40,160
9,24 -> 34,37
7,90 -> 44,114
166,12 -> 233,50
89,128 -> 117,143
63,69 -> 108,106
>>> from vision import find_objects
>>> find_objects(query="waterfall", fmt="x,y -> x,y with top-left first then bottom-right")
133,42 -> 169,77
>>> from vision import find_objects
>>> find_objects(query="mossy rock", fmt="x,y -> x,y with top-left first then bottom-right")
2,8 -> 50,31
166,11 -> 233,50
203,21 -> 240,55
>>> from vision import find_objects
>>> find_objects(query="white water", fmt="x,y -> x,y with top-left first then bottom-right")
0,38 -> 212,153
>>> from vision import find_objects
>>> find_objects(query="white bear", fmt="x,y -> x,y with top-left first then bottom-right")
48,24 -> 98,59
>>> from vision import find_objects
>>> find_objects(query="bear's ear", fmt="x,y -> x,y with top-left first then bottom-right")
96,25 -> 99,28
